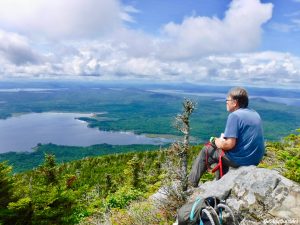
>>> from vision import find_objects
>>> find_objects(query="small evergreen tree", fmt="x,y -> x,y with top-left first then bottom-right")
124,155 -> 141,188
174,99 -> 196,192
6,153 -> 80,224
156,99 -> 196,221
40,153 -> 58,185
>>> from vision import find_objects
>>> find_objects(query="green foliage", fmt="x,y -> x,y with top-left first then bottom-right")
7,197 -> 33,225
110,200 -> 169,225
259,129 -> 300,183
0,162 -> 14,224
8,197 -> 31,211
0,162 -> 13,208
39,153 -> 58,185
0,144 -> 162,173
281,130 -> 300,183
106,187 -> 143,209
0,149 -> 168,224
124,156 -> 141,188
5,154 -> 81,225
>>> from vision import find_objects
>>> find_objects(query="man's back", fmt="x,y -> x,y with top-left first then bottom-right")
224,108 -> 265,166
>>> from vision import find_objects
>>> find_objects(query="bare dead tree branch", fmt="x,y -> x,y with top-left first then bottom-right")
174,99 -> 196,192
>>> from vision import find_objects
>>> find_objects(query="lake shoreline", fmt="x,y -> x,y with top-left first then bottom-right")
0,112 -> 173,153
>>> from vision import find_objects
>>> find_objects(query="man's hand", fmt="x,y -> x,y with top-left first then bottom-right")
215,137 -> 236,151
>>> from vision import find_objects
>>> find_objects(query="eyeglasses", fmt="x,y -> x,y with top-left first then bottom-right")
226,99 -> 234,102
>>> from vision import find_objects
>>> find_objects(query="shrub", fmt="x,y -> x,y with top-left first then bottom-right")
260,129 -> 300,183
110,200 -> 169,225
106,187 -> 143,209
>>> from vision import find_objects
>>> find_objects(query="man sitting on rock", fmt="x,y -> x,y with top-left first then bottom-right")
188,87 -> 265,187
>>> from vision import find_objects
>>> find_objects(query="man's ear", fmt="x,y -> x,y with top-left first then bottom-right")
234,99 -> 239,108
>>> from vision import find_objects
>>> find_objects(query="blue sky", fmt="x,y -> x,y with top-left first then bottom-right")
0,0 -> 299,88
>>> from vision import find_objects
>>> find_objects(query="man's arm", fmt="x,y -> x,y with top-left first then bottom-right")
215,137 -> 236,151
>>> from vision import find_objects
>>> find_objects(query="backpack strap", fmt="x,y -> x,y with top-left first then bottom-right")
189,197 -> 202,221
217,203 -> 238,225
219,207 -> 223,225
201,208 -> 217,225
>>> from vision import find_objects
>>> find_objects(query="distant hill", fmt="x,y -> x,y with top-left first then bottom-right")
1,83 -> 299,142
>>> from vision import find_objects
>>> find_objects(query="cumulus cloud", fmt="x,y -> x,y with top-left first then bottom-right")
1,34 -> 300,87
158,0 -> 273,59
0,0 -> 299,88
0,29 -> 42,65
202,52 -> 300,86
0,0 -> 135,39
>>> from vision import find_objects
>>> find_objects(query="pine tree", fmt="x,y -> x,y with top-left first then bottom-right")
24,153 -> 80,224
40,153 -> 58,185
124,155 -> 141,188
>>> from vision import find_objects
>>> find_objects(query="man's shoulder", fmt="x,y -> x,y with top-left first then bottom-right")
233,108 -> 262,125
234,108 -> 258,116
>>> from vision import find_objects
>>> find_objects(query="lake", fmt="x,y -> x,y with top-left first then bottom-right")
0,112 -> 170,153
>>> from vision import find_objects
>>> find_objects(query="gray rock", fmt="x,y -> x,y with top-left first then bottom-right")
187,166 -> 300,224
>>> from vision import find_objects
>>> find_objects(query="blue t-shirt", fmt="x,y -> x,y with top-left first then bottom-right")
223,108 -> 265,166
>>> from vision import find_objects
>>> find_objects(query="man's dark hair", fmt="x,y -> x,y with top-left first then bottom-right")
228,87 -> 249,108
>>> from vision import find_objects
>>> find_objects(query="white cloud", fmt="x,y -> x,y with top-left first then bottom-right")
121,5 -> 140,23
271,5 -> 300,33
270,9 -> 300,33
205,52 -> 300,87
0,0 -> 299,88
2,40 -> 299,88
0,0 -> 135,39
158,0 -> 273,59
269,22 -> 295,32
292,19 -> 300,26
270,20 -> 300,33
0,29 -> 42,65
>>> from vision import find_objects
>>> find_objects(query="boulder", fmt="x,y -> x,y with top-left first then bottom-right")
188,166 -> 300,224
